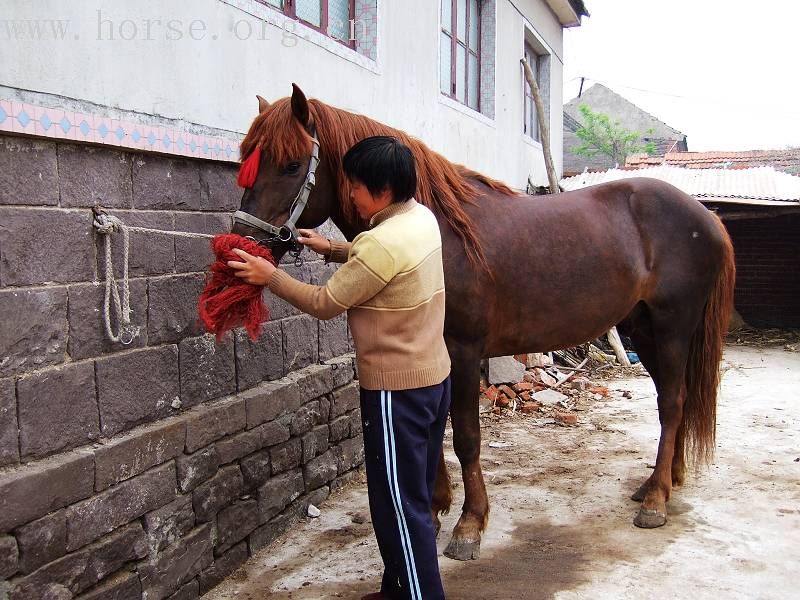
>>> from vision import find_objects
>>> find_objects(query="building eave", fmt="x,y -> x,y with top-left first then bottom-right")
545,0 -> 586,28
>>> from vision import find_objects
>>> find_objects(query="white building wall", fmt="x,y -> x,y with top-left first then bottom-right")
0,0 -> 566,187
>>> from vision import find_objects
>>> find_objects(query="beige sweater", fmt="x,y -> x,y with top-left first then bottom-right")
268,199 -> 451,390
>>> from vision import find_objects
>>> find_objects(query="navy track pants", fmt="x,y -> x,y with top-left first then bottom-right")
360,376 -> 451,600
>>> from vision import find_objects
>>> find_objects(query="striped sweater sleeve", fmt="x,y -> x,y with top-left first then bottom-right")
268,234 -> 395,320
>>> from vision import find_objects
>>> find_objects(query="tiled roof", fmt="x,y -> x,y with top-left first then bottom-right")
560,165 -> 800,203
626,150 -> 800,176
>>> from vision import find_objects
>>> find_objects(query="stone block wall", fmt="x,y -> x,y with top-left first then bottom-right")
0,134 -> 362,599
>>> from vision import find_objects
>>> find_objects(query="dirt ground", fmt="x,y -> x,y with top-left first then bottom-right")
204,344 -> 799,600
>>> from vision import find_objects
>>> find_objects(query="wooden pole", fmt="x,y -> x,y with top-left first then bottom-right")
520,57 -> 559,194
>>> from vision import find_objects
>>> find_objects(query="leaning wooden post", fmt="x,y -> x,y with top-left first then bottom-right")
520,57 -> 559,194
607,326 -> 632,366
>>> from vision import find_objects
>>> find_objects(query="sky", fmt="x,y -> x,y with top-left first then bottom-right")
562,0 -> 800,151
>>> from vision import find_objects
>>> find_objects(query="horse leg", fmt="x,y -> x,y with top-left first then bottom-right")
431,447 -> 452,537
442,343 -> 487,560
634,326 -> 692,528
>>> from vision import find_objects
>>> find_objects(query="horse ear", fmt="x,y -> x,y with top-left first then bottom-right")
290,83 -> 310,127
256,94 -> 270,114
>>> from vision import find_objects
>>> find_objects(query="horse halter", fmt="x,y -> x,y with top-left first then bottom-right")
233,130 -> 321,250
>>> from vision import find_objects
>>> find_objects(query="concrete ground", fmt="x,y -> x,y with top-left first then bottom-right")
204,344 -> 799,600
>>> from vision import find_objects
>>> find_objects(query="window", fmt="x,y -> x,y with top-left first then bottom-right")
440,0 -> 481,112
261,0 -> 355,46
523,43 -> 541,141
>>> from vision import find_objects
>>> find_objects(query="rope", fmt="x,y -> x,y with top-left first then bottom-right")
92,211 -> 217,344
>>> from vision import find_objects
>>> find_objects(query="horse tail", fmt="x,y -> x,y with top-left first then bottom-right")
683,214 -> 736,466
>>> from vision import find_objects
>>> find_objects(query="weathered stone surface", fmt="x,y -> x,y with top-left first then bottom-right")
95,417 -> 186,491
0,287 -> 67,377
249,510 -> 300,554
184,397 -> 246,453
325,354 -> 356,389
0,534 -> 18,578
66,462 -> 177,550
58,144 -> 132,208
17,362 -> 99,459
349,409 -> 363,436
67,279 -> 148,359
199,162 -> 240,212
95,211 -> 175,278
165,579 -> 199,600
9,522 -> 147,599
302,425 -> 330,463
287,364 -> 334,410
198,541 -> 247,595
176,445 -> 220,493
329,415 -> 351,442
303,450 -> 339,491
255,418 -> 291,448
15,509 -> 66,574
0,378 -> 18,466
319,313 -> 349,362
290,400 -> 322,437
333,436 -> 365,475
305,487 -> 331,514
487,356 -> 527,385
0,137 -> 58,205
74,570 -> 142,600
330,382 -> 360,419
0,449 -> 94,533
215,500 -> 258,555
179,335 -> 236,407
269,438 -> 302,474
143,495 -> 195,554
95,346 -> 180,436
240,449 -> 270,489
192,466 -> 243,523
174,212 -> 231,273
234,323 -> 283,392
282,315 -> 318,373
318,396 -> 331,423
138,524 -> 213,600
132,155 -> 202,211
215,428 -> 263,465
257,470 -> 304,522
242,378 -> 297,429
147,274 -> 205,345
331,467 -> 362,493
0,207 -> 94,285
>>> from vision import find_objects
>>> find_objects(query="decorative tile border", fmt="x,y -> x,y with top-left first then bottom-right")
0,93 -> 244,163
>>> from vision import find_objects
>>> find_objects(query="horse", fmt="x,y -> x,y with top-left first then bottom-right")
232,84 -> 735,561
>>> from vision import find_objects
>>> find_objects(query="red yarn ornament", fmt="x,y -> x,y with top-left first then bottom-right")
237,146 -> 262,188
198,233 -> 276,341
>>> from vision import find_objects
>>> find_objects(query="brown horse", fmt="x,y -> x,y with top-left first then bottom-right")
233,85 -> 735,561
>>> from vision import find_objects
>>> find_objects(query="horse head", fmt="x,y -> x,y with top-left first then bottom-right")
232,84 -> 346,262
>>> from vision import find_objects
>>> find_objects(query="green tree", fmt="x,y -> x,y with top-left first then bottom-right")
572,104 -> 657,165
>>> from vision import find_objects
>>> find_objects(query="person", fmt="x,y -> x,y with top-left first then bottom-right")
228,135 -> 451,600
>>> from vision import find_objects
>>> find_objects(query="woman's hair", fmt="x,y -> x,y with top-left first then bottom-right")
342,136 -> 417,203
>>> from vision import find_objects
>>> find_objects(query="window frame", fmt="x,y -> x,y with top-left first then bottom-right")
523,43 -> 542,142
258,0 -> 357,49
441,0 -> 482,113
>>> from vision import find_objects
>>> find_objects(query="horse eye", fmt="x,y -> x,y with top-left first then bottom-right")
285,162 -> 301,175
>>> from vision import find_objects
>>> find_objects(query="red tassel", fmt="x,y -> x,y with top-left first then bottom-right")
237,146 -> 262,188
198,233 -> 276,341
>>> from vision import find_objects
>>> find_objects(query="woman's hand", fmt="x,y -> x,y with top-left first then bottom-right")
297,228 -> 332,257
227,248 -> 276,286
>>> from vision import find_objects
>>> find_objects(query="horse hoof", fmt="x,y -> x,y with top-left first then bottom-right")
443,537 -> 481,561
634,507 -> 667,528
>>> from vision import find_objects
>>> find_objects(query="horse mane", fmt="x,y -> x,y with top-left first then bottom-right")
240,97 -> 521,273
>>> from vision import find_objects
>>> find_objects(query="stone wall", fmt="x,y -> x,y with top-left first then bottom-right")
0,134 -> 362,599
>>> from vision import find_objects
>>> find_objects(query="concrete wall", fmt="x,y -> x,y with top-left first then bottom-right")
0,0 -> 565,185
0,135 -> 364,599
